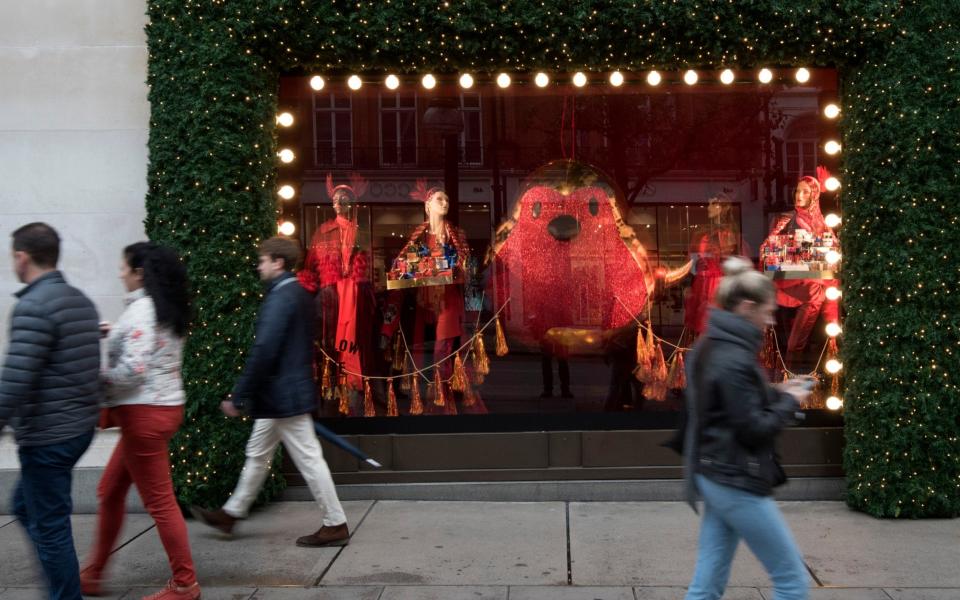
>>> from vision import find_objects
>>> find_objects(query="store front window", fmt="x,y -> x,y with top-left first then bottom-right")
278,71 -> 842,428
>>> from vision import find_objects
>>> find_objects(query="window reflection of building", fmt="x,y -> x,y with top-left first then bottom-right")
379,92 -> 418,167
459,92 -> 483,165
313,93 -> 353,166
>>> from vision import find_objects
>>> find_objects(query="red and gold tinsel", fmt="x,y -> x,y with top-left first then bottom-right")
409,375 -> 423,415
386,378 -> 399,417
337,373 -> 350,415
495,316 -> 509,357
363,379 -> 375,417
451,354 -> 468,392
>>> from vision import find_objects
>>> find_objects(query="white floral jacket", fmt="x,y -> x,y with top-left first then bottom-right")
102,288 -> 185,407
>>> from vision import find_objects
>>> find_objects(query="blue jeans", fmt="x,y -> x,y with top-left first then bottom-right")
12,431 -> 93,600
685,474 -> 808,600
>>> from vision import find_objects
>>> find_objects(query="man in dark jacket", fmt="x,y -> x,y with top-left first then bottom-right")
0,222 -> 100,600
191,236 -> 349,547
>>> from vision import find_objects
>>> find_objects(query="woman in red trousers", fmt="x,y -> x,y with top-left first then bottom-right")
81,242 -> 200,600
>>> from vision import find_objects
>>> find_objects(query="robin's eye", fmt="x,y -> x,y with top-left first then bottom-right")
588,197 -> 599,216
532,202 -> 542,218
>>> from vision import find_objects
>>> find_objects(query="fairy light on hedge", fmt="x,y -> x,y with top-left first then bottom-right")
758,68 -> 774,84
277,185 -> 295,200
572,72 -> 587,87
825,176 -> 841,191
826,396 -> 843,411
823,103 -> 841,119
795,68 -> 811,83
609,71 -> 624,87
421,74 -> 437,90
459,73 -> 474,89
683,70 -> 697,85
534,72 -> 550,88
278,148 -> 295,163
825,286 -> 842,301
496,73 -> 511,88
276,112 -> 294,127
720,69 -> 735,85
824,213 -> 842,228
646,70 -> 662,86
278,221 -> 295,236
385,74 -> 400,90
309,75 -> 325,91
826,322 -> 843,337
825,359 -> 843,374
825,140 -> 842,155
347,75 -> 362,90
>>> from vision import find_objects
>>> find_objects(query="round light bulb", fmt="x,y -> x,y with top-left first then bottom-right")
496,73 -> 511,88
826,322 -> 843,337
422,74 -> 437,90
385,74 -> 400,90
572,72 -> 587,87
825,286 -> 842,301
535,72 -> 550,88
278,221 -> 296,236
795,68 -> 811,83
824,213 -> 842,228
825,250 -> 842,266
459,73 -> 474,89
276,112 -> 294,127
824,103 -> 841,119
758,68 -> 773,84
825,177 -> 841,191
720,69 -> 735,85
647,70 -> 662,86
309,75 -> 325,91
683,70 -> 698,85
347,75 -> 362,90
277,185 -> 295,200
825,140 -> 842,155
826,396 -> 843,411
278,149 -> 295,163
609,71 -> 624,87
825,359 -> 843,374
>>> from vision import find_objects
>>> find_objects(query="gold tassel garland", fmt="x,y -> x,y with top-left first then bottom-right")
386,378 -> 399,417
363,379 -> 375,417
653,344 -> 668,384
463,384 -> 477,407
495,316 -> 509,356
451,354 -> 468,392
409,375 -> 423,415
759,327 -> 777,370
321,358 -> 333,400
667,352 -> 687,390
337,375 -> 350,415
636,325 -> 648,365
391,335 -> 406,372
473,334 -> 491,376
433,367 -> 447,407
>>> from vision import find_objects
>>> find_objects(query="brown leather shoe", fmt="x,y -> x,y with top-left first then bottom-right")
190,505 -> 237,535
296,523 -> 350,547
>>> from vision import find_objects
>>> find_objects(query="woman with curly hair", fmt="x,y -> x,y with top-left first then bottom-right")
81,242 -> 200,600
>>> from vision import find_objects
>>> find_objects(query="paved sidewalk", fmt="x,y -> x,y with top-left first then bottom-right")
0,501 -> 956,599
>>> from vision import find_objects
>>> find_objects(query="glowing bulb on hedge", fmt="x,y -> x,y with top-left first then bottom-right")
459,73 -> 474,89
826,322 -> 842,337
647,70 -> 662,86
824,103 -> 841,119
609,71 -> 624,87
347,75 -> 362,90
278,149 -> 295,163
720,69 -> 735,85
385,74 -> 400,90
309,75 -> 325,91
825,177 -> 841,191
825,250 -> 841,266
825,286 -> 842,301
534,72 -> 550,88
824,213 -> 842,228
496,73 -> 511,88
277,185 -> 295,200
683,70 -> 698,85
795,68 -> 811,83
758,68 -> 773,84
276,112 -> 294,127
825,140 -> 841,155
572,72 -> 587,87
278,221 -> 296,236
422,74 -> 437,90
825,359 -> 843,374
826,396 -> 843,411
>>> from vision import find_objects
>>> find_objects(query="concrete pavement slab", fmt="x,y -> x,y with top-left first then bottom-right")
780,502 -> 960,588
884,590 -> 960,600
321,501 -> 567,586
101,501 -> 373,589
380,586 -> 507,599
0,514 -> 155,587
633,588 -> 763,599
761,589 -> 891,599
0,517 -> 16,528
508,586 -> 634,599
251,587 -> 382,599
568,502 -> 795,587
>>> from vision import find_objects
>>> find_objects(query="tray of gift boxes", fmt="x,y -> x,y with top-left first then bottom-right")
386,241 -> 463,290
761,230 -> 840,280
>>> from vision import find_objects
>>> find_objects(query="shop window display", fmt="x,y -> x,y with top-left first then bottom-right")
279,71 -> 842,421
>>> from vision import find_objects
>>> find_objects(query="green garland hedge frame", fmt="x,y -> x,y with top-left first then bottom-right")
145,1 -> 959,518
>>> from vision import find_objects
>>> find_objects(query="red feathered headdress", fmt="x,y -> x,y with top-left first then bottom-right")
326,172 -> 368,202
410,178 -> 443,203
